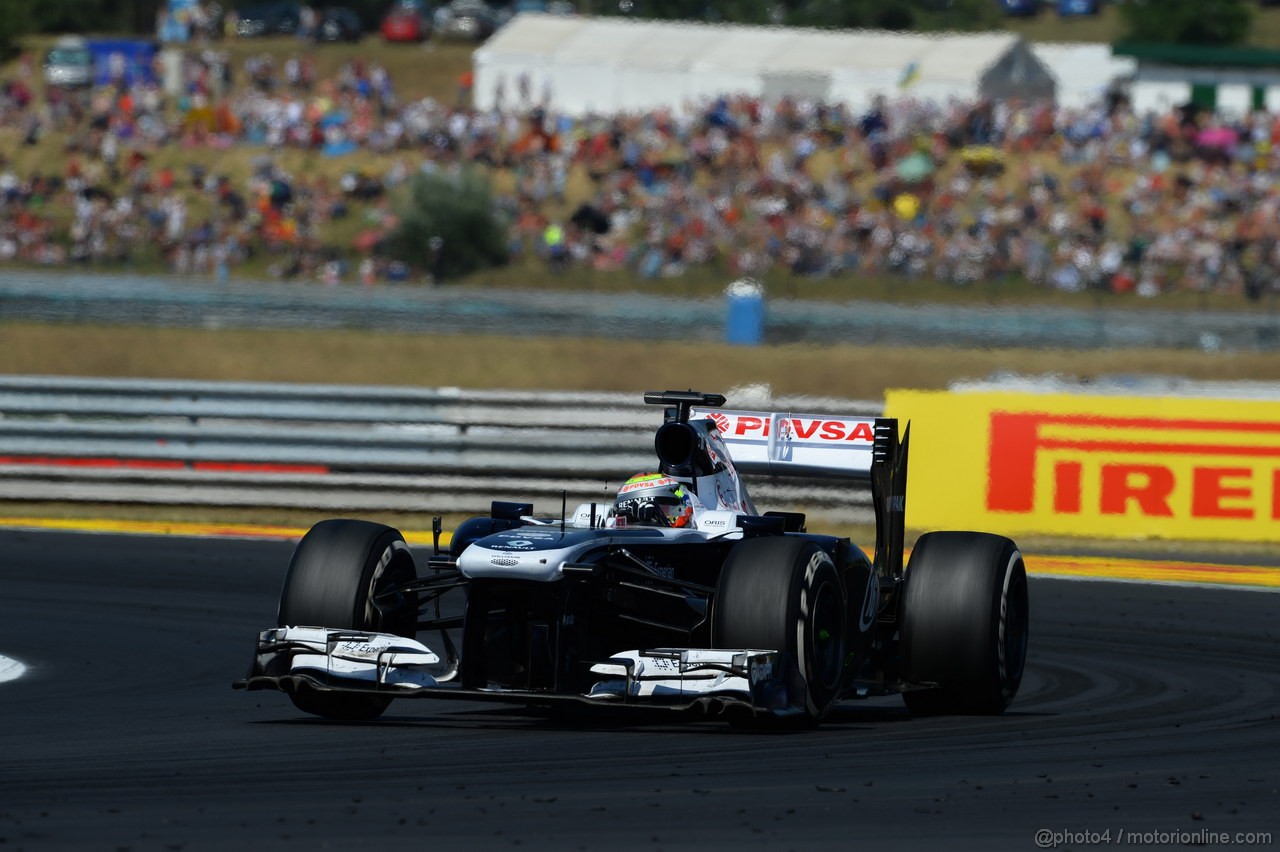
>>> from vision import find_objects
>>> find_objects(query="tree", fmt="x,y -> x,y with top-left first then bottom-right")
22,0 -> 164,35
593,0 -> 778,24
783,0 -> 1000,31
593,0 -> 1001,29
911,0 -> 1003,32
225,0 -> 386,29
0,0 -> 32,59
384,168 -> 509,283
1118,0 -> 1253,46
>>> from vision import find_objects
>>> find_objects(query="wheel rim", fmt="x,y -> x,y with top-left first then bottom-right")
808,579 -> 844,690
1003,570 -> 1029,684
363,541 -> 417,636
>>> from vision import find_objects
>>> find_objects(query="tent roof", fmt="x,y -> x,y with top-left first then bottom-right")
918,33 -> 1025,84
478,13 -> 588,56
689,28 -> 794,73
478,14 -> 1025,87
1032,42 -> 1136,103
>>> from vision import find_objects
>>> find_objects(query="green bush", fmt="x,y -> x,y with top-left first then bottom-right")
1119,0 -> 1253,45
0,0 -> 32,60
384,167 -> 509,283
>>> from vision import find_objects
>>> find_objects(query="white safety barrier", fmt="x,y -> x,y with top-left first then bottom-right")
0,377 -> 882,523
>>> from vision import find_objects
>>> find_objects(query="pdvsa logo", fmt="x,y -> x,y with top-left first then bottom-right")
987,411 -> 1280,521
711,413 -> 876,443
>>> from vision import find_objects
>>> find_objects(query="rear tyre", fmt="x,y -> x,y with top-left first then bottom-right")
277,519 -> 418,720
712,537 -> 847,725
900,531 -> 1029,715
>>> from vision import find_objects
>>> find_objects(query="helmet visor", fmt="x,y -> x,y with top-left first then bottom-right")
616,494 -> 688,526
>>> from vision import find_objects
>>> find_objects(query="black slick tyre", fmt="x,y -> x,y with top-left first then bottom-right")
277,519 -> 418,720
712,537 -> 847,725
900,531 -> 1029,715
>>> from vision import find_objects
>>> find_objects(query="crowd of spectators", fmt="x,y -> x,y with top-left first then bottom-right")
3,42 -> 1280,302
528,93 -> 1280,302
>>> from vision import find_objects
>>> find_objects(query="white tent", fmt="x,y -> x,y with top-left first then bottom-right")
474,14 -> 1057,116
1031,43 -> 1136,109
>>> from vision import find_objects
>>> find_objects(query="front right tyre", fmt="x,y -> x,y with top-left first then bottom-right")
277,519 -> 418,720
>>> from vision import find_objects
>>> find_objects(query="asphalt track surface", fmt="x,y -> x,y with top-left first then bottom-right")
1,530 -> 1277,852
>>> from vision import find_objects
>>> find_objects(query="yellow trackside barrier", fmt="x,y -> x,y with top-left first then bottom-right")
884,390 -> 1280,544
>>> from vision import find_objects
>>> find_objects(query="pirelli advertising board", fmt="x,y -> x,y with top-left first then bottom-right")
883,390 -> 1280,543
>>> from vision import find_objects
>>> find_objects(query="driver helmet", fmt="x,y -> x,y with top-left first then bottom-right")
614,473 -> 695,527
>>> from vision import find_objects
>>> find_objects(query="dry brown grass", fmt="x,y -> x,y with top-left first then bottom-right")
3,321 -> 1280,397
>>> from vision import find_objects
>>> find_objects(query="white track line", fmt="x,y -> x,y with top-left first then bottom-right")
0,654 -> 28,684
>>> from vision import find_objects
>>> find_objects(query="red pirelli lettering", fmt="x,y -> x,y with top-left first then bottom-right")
1275,470 -> 1280,521
1100,464 -> 1175,516
1053,461 -> 1082,514
1191,467 -> 1254,519
988,410 -> 1280,519
988,411 -> 1041,512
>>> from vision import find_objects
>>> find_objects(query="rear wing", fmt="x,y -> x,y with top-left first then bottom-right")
690,408 -> 879,481
645,391 -> 908,578
691,407 -> 909,577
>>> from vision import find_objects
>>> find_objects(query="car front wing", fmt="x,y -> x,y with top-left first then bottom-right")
233,627 -> 805,719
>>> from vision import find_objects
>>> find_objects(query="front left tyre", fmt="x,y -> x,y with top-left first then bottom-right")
277,519 -> 418,720
899,531 -> 1029,715
712,536 -> 848,725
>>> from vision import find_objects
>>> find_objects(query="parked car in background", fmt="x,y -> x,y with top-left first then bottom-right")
381,0 -> 433,42
43,36 -> 93,89
997,0 -> 1042,15
1057,0 -> 1101,15
513,0 -> 576,14
494,0 -> 576,26
44,37 -> 159,90
235,2 -> 303,37
435,0 -> 500,41
318,7 -> 364,42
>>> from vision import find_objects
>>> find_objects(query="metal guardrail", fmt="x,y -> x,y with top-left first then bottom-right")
0,377 -> 884,523
7,270 -> 1280,351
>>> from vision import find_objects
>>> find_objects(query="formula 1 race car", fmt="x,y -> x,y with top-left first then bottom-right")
234,390 -> 1029,727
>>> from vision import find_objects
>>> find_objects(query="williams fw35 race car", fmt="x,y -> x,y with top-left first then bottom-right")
234,390 -> 1030,727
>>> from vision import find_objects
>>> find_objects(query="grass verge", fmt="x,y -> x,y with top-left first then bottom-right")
4,321 -> 1280,396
